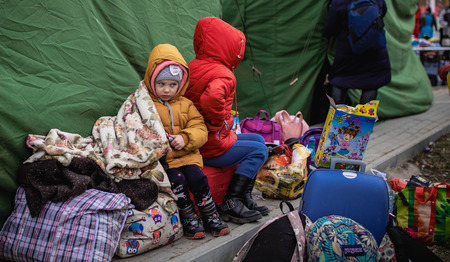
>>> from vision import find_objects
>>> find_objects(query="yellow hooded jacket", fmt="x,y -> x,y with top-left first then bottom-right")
144,44 -> 207,169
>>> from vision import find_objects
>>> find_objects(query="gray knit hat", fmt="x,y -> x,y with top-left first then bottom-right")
155,65 -> 183,84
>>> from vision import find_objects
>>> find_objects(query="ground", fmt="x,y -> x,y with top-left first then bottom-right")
386,132 -> 450,260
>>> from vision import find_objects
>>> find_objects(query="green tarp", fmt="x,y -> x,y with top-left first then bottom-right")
0,0 -> 221,227
0,0 -> 432,227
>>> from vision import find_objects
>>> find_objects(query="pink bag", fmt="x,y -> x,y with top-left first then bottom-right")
240,110 -> 282,144
273,110 -> 309,142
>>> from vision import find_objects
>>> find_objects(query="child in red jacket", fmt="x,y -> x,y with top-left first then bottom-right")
185,17 -> 269,224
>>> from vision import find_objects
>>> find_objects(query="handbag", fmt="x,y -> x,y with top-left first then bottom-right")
240,110 -> 282,144
394,182 -> 450,247
273,110 -> 309,142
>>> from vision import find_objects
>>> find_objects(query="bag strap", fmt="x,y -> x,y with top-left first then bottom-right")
294,111 -> 303,123
280,110 -> 292,124
279,200 -> 294,214
280,200 -> 308,261
294,111 -> 304,135
273,144 -> 293,159
416,182 -> 450,204
255,110 -> 270,120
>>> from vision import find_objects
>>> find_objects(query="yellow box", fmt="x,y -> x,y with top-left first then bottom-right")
315,95 -> 379,169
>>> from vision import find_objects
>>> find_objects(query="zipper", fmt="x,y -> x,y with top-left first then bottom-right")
216,125 -> 224,140
216,120 -> 230,140
237,39 -> 244,59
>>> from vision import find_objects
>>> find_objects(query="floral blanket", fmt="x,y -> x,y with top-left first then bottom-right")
25,81 -> 173,195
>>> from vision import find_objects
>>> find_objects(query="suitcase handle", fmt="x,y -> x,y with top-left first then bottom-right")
330,158 -> 366,172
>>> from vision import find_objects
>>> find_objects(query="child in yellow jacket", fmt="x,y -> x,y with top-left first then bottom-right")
143,44 -> 229,239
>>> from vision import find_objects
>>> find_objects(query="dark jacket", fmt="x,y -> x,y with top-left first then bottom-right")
325,0 -> 391,90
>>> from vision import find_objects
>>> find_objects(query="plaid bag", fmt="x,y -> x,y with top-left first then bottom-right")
0,187 -> 130,262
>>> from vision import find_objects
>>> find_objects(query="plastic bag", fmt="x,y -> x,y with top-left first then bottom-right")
255,144 -> 310,199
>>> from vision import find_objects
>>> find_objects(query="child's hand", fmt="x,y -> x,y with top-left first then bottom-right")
168,134 -> 185,150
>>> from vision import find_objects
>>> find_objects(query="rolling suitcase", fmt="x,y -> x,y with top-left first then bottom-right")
298,158 -> 389,244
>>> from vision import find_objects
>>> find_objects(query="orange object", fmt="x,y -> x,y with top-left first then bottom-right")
389,178 -> 408,192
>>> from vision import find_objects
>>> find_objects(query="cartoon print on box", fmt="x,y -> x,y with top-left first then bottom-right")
315,96 -> 378,169
115,193 -> 184,258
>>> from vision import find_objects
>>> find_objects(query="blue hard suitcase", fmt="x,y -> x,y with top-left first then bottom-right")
298,158 -> 389,244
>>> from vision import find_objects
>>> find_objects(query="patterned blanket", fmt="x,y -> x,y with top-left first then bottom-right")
24,81 -> 173,193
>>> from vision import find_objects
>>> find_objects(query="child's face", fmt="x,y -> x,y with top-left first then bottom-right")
155,80 -> 179,101
343,133 -> 354,141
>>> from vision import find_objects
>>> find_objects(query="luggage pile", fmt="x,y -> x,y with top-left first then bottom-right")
234,101 -> 447,262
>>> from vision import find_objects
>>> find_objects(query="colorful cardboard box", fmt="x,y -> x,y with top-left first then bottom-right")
315,95 -> 379,169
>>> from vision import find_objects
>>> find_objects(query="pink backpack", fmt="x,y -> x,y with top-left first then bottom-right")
273,110 -> 310,142
240,110 -> 282,144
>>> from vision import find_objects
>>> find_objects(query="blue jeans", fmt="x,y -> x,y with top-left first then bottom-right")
203,133 -> 269,179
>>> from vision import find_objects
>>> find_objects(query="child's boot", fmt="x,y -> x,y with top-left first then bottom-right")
198,201 -> 230,237
218,174 -> 262,224
179,204 -> 205,239
243,178 -> 269,216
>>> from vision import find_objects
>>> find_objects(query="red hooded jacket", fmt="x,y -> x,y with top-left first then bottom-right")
185,17 -> 246,158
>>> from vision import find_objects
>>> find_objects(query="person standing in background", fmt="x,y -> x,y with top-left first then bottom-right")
325,0 -> 391,105
420,6 -> 438,39
439,4 -> 450,45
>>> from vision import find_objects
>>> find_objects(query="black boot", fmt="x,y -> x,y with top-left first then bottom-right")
218,174 -> 263,224
179,204 -> 205,239
243,178 -> 270,216
198,201 -> 230,237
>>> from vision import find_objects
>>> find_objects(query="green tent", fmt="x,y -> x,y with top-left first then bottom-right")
223,0 -> 432,122
0,0 -> 431,227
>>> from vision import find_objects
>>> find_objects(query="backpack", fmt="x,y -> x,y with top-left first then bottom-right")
347,0 -> 387,54
307,215 -> 379,262
386,226 -> 443,262
298,127 -> 323,172
240,110 -> 283,145
233,201 -> 312,262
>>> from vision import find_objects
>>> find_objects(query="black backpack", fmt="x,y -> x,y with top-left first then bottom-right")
233,201 -> 311,262
386,225 -> 443,262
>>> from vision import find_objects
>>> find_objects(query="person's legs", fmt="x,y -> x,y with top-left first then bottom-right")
166,168 -> 205,239
166,168 -> 194,209
204,133 -> 269,223
331,86 -> 348,104
203,133 -> 268,179
360,89 -> 378,104
180,165 -> 229,237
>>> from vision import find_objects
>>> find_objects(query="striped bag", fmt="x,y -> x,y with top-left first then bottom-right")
0,187 -> 130,262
